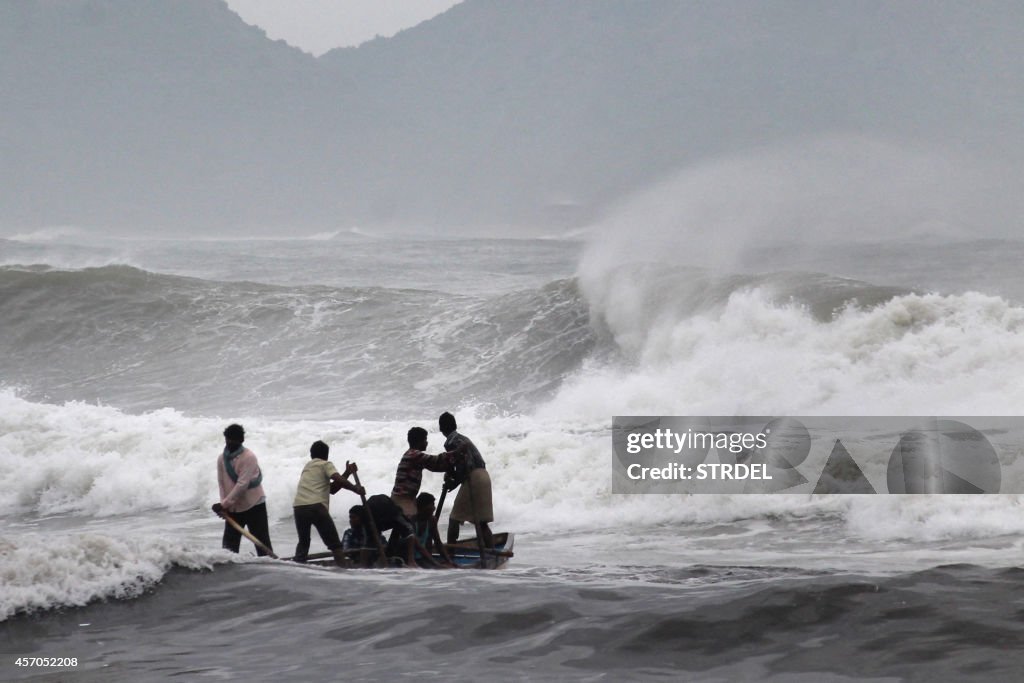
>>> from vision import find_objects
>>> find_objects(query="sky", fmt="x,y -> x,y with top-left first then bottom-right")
224,0 -> 463,55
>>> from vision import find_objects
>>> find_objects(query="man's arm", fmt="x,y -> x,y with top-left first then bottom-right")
330,462 -> 364,496
414,450 -> 454,473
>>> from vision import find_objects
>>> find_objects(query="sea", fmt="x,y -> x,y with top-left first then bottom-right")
3,224 -> 1024,682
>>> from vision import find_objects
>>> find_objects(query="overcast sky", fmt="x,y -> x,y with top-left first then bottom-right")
224,0 -> 462,55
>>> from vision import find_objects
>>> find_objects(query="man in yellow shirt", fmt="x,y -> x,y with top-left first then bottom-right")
292,440 -> 363,565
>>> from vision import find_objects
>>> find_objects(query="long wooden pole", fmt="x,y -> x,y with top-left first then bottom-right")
215,509 -> 278,559
351,467 -> 389,568
433,482 -> 449,525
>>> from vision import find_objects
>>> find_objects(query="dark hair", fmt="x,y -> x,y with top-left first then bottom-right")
310,440 -> 329,460
349,505 -> 363,516
223,424 -> 245,441
416,492 -> 435,507
438,412 -> 457,433
407,426 -> 428,446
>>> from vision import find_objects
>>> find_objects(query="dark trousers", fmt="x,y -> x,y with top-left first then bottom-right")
293,503 -> 342,563
222,502 -> 273,556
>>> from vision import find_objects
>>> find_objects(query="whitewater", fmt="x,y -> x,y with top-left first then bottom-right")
4,224 -> 1024,680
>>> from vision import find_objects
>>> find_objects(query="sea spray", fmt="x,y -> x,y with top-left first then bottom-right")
0,531 -> 224,621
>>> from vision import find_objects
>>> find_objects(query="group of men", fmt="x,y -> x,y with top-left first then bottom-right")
211,411 -> 494,568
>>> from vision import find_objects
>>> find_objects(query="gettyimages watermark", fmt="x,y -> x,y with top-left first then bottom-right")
612,417 -> 1019,494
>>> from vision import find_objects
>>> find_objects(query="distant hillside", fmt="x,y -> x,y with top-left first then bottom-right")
2,0 -> 1022,234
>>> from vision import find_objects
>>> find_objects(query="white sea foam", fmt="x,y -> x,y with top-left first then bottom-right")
0,530 -> 223,621
845,495 -> 1024,542
2,389 -> 1024,543
551,283 -> 1024,419
0,394 -> 220,516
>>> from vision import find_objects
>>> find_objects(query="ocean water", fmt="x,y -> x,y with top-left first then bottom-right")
3,229 -> 1024,681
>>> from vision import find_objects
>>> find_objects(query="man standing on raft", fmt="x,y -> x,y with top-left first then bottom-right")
213,423 -> 274,556
440,412 -> 494,549
292,440 -> 364,565
391,426 -> 453,517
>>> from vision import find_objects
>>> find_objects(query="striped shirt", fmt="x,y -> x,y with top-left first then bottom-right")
391,448 -> 451,500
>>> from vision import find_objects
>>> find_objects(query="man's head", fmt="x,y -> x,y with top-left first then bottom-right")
310,440 -> 329,460
407,426 -> 428,450
416,492 -> 436,517
438,412 -> 457,437
223,424 -> 245,449
349,505 -> 364,529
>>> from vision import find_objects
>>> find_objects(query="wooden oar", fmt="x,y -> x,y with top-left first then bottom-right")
433,482 -> 449,525
350,466 -> 388,568
215,509 -> 278,559
422,482 -> 448,560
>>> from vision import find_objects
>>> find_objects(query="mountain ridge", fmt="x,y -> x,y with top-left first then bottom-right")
2,0 -> 1022,235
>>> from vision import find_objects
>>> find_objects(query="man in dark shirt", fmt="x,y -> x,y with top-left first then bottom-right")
341,504 -> 385,564
440,412 -> 494,548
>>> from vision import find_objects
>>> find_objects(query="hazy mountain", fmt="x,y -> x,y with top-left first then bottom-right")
2,0 -> 1022,235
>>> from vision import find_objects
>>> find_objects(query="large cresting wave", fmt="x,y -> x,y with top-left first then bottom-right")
0,264 -> 594,417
